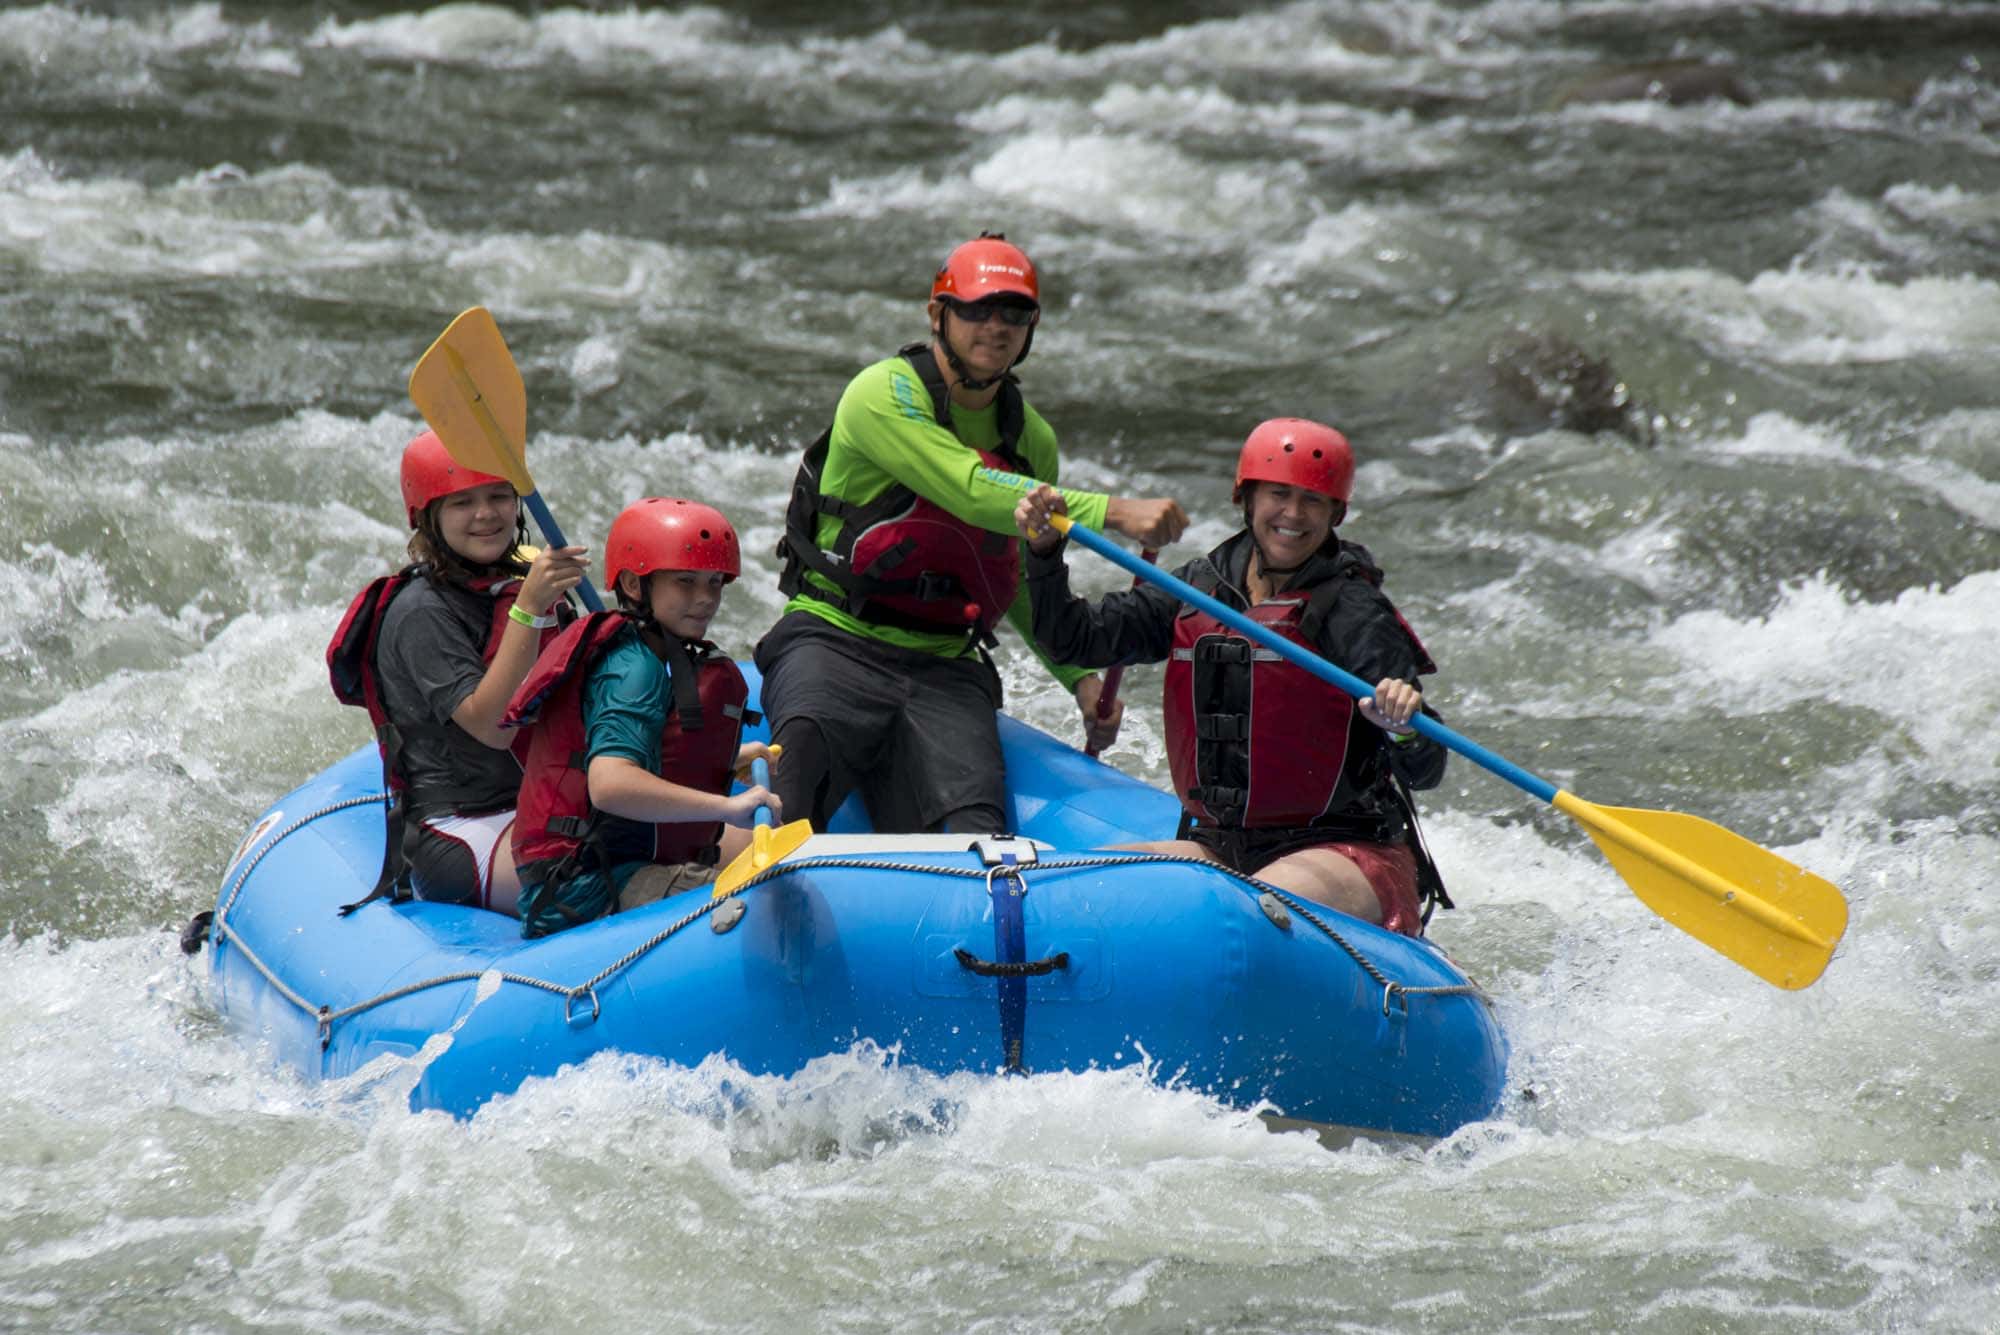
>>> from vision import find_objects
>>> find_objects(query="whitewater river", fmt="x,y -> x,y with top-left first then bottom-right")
4,2 -> 1997,1330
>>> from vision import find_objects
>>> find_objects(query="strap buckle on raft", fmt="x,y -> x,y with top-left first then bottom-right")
974,835 -> 1037,867
984,863 -> 1028,898
317,1005 -> 333,1051
564,987 -> 601,1028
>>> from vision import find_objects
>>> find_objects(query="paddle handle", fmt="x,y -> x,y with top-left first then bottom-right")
1053,517 -> 1560,805
750,756 -> 774,831
1085,547 -> 1157,757
520,490 -> 604,613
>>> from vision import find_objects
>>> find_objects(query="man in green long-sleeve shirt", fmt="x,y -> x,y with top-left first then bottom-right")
758,232 -> 1187,834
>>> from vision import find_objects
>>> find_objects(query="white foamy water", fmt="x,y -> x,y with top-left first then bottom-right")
4,1 -> 1998,1330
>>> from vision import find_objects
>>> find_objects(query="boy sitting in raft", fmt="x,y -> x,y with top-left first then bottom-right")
502,497 -> 779,938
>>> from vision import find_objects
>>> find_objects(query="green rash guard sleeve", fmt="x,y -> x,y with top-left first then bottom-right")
819,357 -> 1110,538
786,355 -> 1110,679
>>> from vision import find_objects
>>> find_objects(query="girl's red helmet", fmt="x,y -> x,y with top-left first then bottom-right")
1232,418 -> 1356,504
399,429 -> 509,528
932,233 -> 1039,306
606,497 -> 740,589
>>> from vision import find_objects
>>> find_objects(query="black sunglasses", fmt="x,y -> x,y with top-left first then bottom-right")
947,300 -> 1038,328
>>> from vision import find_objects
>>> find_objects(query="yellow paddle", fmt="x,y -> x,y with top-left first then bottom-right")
1047,513 -> 1849,989
712,753 -> 814,898
408,306 -> 604,611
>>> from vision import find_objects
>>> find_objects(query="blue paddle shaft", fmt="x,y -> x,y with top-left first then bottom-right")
522,490 -> 604,613
1059,521 -> 1559,805
750,756 -> 773,830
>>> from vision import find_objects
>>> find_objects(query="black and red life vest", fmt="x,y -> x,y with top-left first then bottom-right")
326,564 -> 564,909
503,611 -> 753,892
1163,562 -> 1435,833
777,343 -> 1030,642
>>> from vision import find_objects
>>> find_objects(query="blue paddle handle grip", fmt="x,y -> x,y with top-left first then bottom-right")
522,490 -> 604,613
1061,522 -> 1560,806
750,757 -> 773,830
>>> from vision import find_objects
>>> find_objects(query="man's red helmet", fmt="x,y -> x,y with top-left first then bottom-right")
932,233 -> 1039,306
400,429 -> 509,528
1232,418 -> 1356,504
606,497 -> 741,589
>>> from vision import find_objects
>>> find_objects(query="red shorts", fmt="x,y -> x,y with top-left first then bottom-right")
1311,839 -> 1422,937
1189,826 -> 1424,937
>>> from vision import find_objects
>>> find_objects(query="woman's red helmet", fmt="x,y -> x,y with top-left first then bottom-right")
399,429 -> 509,528
1232,418 -> 1356,504
932,233 -> 1039,306
606,497 -> 740,590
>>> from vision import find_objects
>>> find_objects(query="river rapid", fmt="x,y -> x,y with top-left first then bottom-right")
3,2 -> 1998,1331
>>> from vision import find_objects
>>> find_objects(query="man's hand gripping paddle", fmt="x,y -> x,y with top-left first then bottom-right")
1045,513 -> 1849,990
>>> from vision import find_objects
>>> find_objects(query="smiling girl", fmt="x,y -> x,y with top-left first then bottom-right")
328,429 -> 589,914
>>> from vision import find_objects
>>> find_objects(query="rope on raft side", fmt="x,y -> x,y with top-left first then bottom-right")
201,799 -> 1486,1049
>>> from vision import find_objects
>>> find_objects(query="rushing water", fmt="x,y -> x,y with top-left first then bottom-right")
4,2 -> 1999,1330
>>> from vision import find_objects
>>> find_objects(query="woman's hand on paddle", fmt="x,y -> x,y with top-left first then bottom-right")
1359,677 -> 1421,737
1015,484 -> 1068,555
1074,674 -> 1123,751
1105,496 -> 1188,548
520,544 -> 590,616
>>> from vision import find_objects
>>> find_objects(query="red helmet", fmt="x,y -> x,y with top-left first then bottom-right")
932,233 -> 1039,306
399,429 -> 509,528
1232,418 -> 1355,504
606,497 -> 740,590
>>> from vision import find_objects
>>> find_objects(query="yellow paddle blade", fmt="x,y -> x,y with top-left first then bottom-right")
407,306 -> 532,493
1552,792 -> 1848,989
711,818 -> 815,899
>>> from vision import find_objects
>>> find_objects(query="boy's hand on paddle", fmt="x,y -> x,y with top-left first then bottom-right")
732,741 -> 780,784
722,785 -> 780,829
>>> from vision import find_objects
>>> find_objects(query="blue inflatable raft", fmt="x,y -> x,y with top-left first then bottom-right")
203,668 -> 1507,1142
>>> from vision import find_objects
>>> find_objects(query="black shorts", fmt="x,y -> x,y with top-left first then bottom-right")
755,611 -> 1006,833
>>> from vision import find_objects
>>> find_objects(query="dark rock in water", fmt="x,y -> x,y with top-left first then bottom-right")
1485,332 -> 1655,445
1554,60 -> 1755,108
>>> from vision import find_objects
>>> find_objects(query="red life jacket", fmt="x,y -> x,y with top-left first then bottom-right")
1163,570 -> 1435,832
504,611 -> 752,885
325,565 -> 564,909
776,342 -> 1030,642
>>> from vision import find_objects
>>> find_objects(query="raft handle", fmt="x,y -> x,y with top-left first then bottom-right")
953,947 -> 1070,979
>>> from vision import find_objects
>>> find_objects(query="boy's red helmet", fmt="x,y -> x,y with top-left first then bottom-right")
1232,418 -> 1356,504
399,429 -> 509,528
932,233 -> 1039,306
606,497 -> 740,588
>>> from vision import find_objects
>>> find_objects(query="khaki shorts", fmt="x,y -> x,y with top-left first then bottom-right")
616,860 -> 719,912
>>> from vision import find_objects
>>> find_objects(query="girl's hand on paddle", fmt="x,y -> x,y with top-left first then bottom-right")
1074,674 -> 1123,752
1015,484 -> 1067,555
521,544 -> 590,615
1105,496 -> 1189,549
722,785 -> 780,829
1359,678 -> 1421,737
732,740 -> 779,784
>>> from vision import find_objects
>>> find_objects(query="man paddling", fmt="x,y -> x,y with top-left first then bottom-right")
758,232 -> 1187,834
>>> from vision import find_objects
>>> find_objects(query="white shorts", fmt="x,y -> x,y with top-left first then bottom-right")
412,809 -> 517,910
